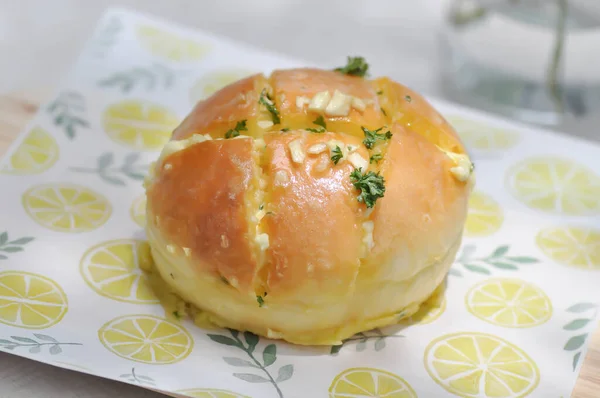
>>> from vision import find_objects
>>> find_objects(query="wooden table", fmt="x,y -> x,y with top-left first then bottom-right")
1,90 -> 599,398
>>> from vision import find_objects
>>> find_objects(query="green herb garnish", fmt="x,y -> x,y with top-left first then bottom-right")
350,168 -> 386,208
220,276 -> 230,285
362,126 -> 392,149
334,56 -> 369,77
376,90 -> 383,95
259,89 -> 281,125
331,146 -> 343,165
306,128 -> 325,133
405,95 -> 412,103
257,295 -> 265,307
313,115 -> 327,129
380,107 -> 387,116
173,311 -> 181,319
370,153 -> 383,164
281,128 -> 290,132
224,119 -> 248,139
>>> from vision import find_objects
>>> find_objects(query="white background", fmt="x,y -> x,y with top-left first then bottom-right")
0,1 -> 597,397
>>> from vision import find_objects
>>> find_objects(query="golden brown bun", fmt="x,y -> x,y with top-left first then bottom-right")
145,67 -> 474,345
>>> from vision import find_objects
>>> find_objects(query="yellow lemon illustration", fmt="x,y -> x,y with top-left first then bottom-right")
22,183 -> 112,233
103,100 -> 180,151
466,278 -> 552,328
1,127 -> 59,174
465,191 -> 504,237
425,332 -> 539,398
537,226 -> 600,270
506,157 -> 600,215
80,239 -> 158,304
136,25 -> 209,62
0,271 -> 68,329
445,115 -> 520,151
98,314 -> 193,364
177,389 -> 251,398
130,195 -> 147,227
400,296 -> 446,326
190,69 -> 256,103
329,367 -> 417,398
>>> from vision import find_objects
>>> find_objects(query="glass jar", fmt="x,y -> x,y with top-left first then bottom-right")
439,0 -> 600,128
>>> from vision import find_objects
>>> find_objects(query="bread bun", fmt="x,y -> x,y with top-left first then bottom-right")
145,65 -> 474,345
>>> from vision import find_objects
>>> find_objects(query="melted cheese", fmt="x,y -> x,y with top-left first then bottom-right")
288,139 -> 306,164
307,143 -> 327,154
325,90 -> 353,116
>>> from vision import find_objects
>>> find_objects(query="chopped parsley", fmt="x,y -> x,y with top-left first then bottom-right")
362,126 -> 392,149
350,168 -> 386,208
220,276 -> 230,285
331,146 -> 343,165
370,153 -> 383,164
256,295 -> 265,307
306,128 -> 325,133
376,90 -> 383,95
259,89 -> 281,125
405,95 -> 412,103
281,128 -> 290,132
380,107 -> 387,116
172,311 -> 181,319
169,273 -> 174,279
334,56 -> 369,77
224,119 -> 248,139
313,115 -> 327,129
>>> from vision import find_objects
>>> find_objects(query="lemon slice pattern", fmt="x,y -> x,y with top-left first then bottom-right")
136,25 -> 210,62
465,191 -> 504,237
329,367 -> 417,398
0,271 -> 68,329
466,278 -> 552,328
445,115 -> 520,151
130,195 -> 147,228
189,69 -> 256,103
425,332 -> 539,398
22,183 -> 112,233
537,226 -> 600,270
102,100 -> 180,151
80,239 -> 158,304
177,389 -> 252,398
1,127 -> 59,174
98,314 -> 193,364
506,157 -> 600,215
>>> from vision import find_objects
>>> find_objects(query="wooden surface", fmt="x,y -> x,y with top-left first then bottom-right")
1,91 -> 599,398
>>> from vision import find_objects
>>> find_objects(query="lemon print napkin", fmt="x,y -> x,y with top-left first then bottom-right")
1,7 -> 599,398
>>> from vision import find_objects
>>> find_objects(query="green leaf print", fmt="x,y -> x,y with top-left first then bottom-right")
69,152 -> 148,186
562,302 -> 598,371
119,367 -> 156,386
0,232 -> 34,260
330,328 -> 403,354
98,64 -> 175,93
47,92 -> 89,140
89,16 -> 122,58
207,329 -> 293,398
452,245 -> 539,276
0,334 -> 81,354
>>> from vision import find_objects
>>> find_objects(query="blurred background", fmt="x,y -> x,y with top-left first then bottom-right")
0,0 -> 599,397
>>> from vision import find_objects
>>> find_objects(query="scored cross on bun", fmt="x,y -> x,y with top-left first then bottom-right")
144,57 -> 474,345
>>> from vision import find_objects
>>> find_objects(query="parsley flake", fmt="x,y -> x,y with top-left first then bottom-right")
331,146 -> 343,165
350,168 -> 386,208
376,90 -> 383,95
224,119 -> 248,139
362,126 -> 392,149
370,153 -> 383,164
334,56 -> 369,77
306,127 -> 325,133
281,128 -> 290,132
313,115 -> 327,129
380,107 -> 387,116
173,311 -> 181,319
220,276 -> 230,285
259,89 -> 281,125
256,295 -> 265,307
405,95 -> 412,103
